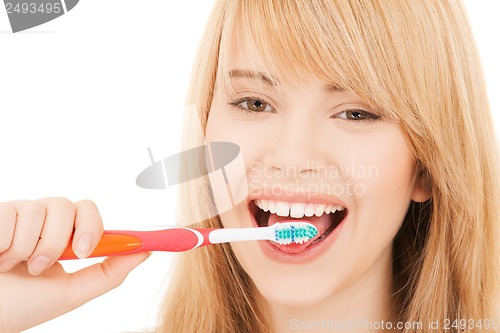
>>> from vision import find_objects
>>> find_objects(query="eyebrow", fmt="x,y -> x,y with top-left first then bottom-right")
325,82 -> 345,93
228,69 -> 278,86
228,69 -> 346,92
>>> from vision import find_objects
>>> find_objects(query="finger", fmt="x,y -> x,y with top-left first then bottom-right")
27,198 -> 75,275
66,252 -> 150,309
0,203 -> 16,254
72,200 -> 104,259
0,200 -> 46,271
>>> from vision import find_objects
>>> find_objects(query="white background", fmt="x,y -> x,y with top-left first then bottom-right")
0,1 -> 498,332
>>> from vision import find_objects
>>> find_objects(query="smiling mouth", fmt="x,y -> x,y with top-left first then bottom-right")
249,199 -> 348,253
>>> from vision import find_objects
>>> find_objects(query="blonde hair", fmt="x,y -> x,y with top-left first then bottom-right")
157,1 -> 500,332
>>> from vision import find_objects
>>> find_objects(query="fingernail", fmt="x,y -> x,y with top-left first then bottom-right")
0,259 -> 18,272
28,255 -> 51,276
75,235 -> 92,258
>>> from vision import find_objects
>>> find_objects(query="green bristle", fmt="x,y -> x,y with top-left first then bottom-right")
275,223 -> 318,245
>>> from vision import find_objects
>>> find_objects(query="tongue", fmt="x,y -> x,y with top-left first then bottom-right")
268,213 -> 332,254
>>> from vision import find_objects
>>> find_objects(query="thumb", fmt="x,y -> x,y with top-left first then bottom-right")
65,252 -> 150,309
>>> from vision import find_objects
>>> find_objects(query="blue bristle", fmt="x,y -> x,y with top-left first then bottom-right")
274,223 -> 318,244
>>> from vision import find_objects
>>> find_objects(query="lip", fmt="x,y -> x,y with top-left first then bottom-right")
247,190 -> 348,264
247,189 -> 348,209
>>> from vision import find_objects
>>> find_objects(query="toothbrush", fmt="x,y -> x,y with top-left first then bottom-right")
59,221 -> 318,260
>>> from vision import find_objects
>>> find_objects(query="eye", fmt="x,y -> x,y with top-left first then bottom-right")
229,97 -> 275,113
334,109 -> 380,121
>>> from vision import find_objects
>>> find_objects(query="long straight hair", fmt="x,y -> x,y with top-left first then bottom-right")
157,1 -> 500,332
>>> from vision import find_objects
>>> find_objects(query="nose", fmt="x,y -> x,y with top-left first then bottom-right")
262,111 -> 326,178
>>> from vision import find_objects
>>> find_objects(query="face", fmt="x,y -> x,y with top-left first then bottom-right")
204,44 -> 427,308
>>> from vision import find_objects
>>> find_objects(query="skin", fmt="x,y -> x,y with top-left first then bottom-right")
0,198 -> 149,332
205,44 -> 430,332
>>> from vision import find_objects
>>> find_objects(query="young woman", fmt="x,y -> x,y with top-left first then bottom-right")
0,1 -> 498,332
159,0 -> 500,332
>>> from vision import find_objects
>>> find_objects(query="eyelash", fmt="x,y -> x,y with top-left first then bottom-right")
228,97 -> 380,122
228,96 -> 276,114
333,109 -> 381,122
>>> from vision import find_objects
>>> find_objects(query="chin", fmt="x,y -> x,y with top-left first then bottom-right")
254,271 -> 340,308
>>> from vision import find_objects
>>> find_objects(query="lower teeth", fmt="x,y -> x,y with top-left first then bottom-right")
310,217 -> 341,245
311,231 -> 330,244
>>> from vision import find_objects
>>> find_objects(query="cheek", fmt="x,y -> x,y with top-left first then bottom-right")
205,105 -> 259,219
360,129 -> 414,213
206,100 -> 249,144
205,99 -> 270,163
341,127 -> 416,256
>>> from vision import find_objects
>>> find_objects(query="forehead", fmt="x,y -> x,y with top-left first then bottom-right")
218,30 -> 346,93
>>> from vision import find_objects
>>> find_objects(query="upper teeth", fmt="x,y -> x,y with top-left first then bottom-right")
254,199 -> 345,218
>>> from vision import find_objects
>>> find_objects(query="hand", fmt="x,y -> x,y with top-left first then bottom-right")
0,198 -> 150,332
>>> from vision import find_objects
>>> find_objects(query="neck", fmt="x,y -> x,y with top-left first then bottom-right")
269,250 -> 394,333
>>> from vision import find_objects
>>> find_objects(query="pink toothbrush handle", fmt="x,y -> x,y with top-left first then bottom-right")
59,228 -> 215,260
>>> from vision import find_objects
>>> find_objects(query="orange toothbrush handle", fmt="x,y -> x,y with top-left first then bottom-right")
59,232 -> 143,260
